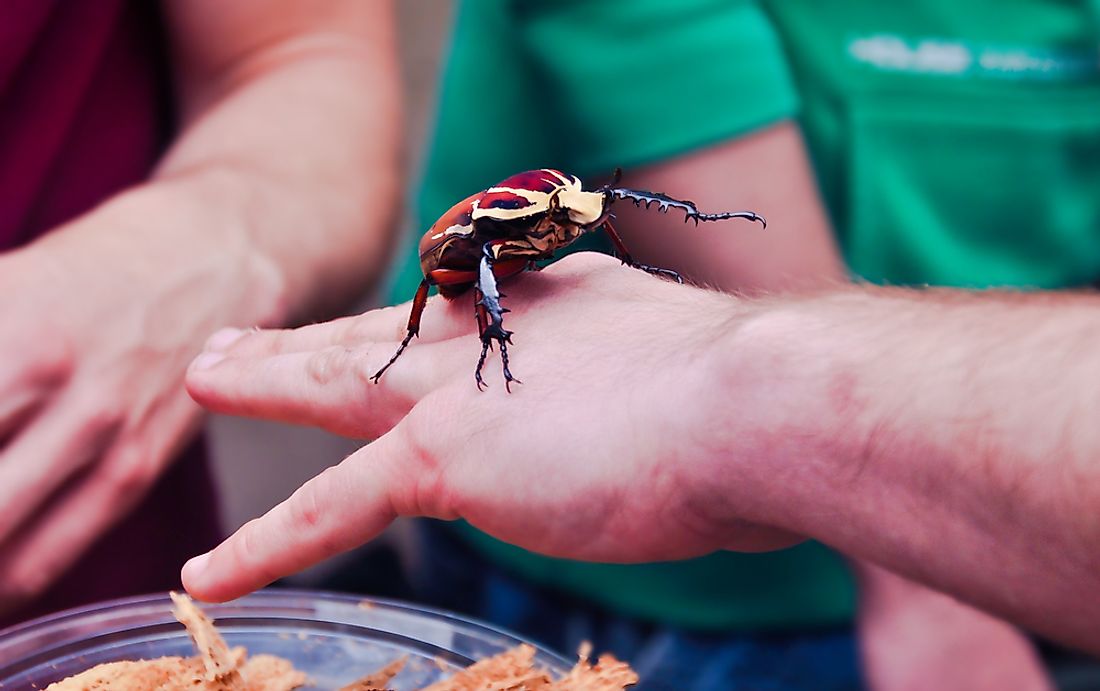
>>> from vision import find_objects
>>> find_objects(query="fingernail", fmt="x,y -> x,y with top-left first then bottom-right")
205,327 -> 246,353
182,552 -> 211,586
190,352 -> 226,372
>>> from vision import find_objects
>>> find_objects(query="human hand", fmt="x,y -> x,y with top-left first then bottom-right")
182,252 -> 802,601
0,199 -> 280,612
858,564 -> 1052,691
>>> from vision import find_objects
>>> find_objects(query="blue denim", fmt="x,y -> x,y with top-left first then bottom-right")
474,564 -> 861,691
325,521 -> 863,691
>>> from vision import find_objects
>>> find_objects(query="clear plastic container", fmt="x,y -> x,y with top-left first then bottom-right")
0,589 -> 571,689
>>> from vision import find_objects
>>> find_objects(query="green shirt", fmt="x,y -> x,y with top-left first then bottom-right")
391,0 -> 1100,630
768,1 -> 1100,287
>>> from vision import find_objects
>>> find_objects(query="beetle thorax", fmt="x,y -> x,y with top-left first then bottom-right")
555,186 -> 605,225
529,215 -> 588,253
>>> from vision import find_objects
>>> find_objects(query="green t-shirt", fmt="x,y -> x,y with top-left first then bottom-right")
767,1 -> 1100,287
390,0 -> 1100,630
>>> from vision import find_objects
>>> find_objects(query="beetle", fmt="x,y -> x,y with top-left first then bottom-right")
371,168 -> 765,390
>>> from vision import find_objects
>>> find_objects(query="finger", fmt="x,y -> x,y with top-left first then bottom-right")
0,331 -> 72,397
0,351 -> 71,443
0,391 -> 198,612
197,257 -> 610,364
183,420 -> 436,602
206,293 -> 475,361
0,456 -> 147,614
0,387 -> 45,445
187,338 -> 472,439
0,397 -> 119,543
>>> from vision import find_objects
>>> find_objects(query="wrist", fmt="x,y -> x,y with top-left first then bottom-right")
701,292 -> 867,539
31,174 -> 291,329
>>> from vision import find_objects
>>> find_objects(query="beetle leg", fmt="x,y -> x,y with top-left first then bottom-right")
601,219 -> 683,284
371,278 -> 431,383
474,288 -> 490,338
473,289 -> 492,391
605,187 -> 766,229
476,244 -> 521,391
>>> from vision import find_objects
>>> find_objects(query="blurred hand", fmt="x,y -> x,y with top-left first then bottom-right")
0,0 -> 397,617
0,203 -> 275,612
182,252 -> 801,601
858,564 -> 1052,691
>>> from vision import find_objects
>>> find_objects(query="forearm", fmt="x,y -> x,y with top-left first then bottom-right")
717,286 -> 1100,647
615,122 -> 846,293
855,561 -> 1052,691
31,2 -> 401,328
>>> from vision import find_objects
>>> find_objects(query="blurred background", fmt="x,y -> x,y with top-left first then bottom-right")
206,0 -> 453,585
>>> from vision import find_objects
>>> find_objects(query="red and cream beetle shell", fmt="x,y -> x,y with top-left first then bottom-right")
473,169 -> 604,226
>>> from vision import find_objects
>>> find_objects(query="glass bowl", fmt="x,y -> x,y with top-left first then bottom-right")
0,589 -> 571,689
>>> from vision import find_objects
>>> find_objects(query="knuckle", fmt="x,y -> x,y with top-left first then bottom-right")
266,329 -> 293,355
100,448 -> 158,499
392,416 -> 452,518
305,346 -> 354,386
342,314 -> 382,343
70,388 -> 126,433
233,519 -> 270,573
399,414 -> 441,472
287,475 -> 330,533
25,342 -> 74,387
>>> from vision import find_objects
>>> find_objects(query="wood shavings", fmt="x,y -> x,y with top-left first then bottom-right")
46,593 -> 307,691
170,590 -> 244,686
420,644 -> 553,690
549,644 -> 639,691
46,595 -> 635,690
337,657 -> 406,690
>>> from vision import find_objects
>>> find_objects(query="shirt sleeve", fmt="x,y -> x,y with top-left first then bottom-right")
511,0 -> 799,174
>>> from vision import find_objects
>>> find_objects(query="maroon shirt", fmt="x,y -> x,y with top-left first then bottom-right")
0,1 -> 221,626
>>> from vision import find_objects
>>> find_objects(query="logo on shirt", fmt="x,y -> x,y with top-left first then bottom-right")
847,34 -> 1100,81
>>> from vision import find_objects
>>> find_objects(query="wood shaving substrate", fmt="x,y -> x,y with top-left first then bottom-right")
44,593 -> 638,690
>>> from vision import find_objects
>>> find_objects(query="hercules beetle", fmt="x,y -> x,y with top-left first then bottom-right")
371,168 -> 765,391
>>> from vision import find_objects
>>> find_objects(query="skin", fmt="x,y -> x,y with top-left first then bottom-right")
180,251 -> 1100,660
609,124 -> 1049,687
0,0 -> 401,613
857,564 -> 1052,691
183,252 -> 1100,655
176,116 -> 1048,686
610,122 -> 845,295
